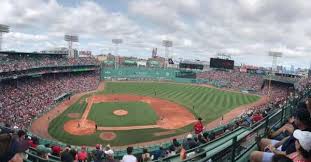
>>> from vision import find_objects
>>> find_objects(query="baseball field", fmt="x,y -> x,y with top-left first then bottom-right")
44,82 -> 261,146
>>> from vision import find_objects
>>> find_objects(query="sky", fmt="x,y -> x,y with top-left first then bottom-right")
0,0 -> 311,68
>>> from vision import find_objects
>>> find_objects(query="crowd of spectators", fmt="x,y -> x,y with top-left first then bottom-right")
0,55 -> 98,73
250,101 -> 311,162
297,77 -> 311,92
197,70 -> 294,106
261,83 -> 291,105
0,54 -> 309,162
0,71 -> 100,129
197,70 -> 264,91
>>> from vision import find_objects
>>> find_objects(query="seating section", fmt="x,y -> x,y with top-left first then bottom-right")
0,55 -> 310,162
0,55 -> 98,72
0,71 -> 99,129
196,70 -> 264,91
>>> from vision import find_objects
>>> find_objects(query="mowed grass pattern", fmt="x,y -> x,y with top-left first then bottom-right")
102,82 -> 260,124
88,102 -> 158,126
48,82 -> 260,146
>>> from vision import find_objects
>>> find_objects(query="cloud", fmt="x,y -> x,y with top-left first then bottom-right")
0,0 -> 310,68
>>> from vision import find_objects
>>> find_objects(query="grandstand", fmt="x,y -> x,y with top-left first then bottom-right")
1,50 -> 310,162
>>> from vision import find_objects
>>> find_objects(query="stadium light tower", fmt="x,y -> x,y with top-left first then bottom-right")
162,40 -> 173,68
64,35 -> 79,57
0,24 -> 10,51
268,51 -> 283,98
112,38 -> 123,69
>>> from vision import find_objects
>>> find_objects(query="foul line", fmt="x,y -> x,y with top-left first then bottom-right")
81,96 -> 94,121
97,125 -> 160,131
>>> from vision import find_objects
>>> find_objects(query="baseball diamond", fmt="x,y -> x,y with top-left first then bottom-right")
35,81 -> 262,146
2,2 -> 311,162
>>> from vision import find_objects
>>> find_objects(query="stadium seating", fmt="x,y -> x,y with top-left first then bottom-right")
1,60 -> 310,162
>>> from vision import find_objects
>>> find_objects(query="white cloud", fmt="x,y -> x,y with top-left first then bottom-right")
0,0 -> 310,68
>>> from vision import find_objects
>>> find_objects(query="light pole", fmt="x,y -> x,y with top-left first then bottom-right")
0,24 -> 10,51
268,51 -> 283,99
64,35 -> 79,58
162,40 -> 173,68
112,38 -> 123,69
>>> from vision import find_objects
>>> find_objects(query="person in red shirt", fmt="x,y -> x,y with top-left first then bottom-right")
76,145 -> 88,162
194,118 -> 204,134
251,111 -> 263,123
51,145 -> 62,157
28,136 -> 39,148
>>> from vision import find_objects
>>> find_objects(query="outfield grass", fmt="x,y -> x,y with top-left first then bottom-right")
102,82 -> 260,124
88,102 -> 158,126
48,82 -> 260,146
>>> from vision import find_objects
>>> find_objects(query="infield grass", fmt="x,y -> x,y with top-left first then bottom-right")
88,102 -> 158,126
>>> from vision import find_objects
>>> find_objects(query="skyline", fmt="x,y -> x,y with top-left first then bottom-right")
1,0 -> 311,68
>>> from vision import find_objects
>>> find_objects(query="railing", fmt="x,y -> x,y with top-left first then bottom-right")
153,90 -> 309,162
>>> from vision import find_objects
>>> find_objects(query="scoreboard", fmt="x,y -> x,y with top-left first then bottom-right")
210,58 -> 234,69
179,63 -> 204,70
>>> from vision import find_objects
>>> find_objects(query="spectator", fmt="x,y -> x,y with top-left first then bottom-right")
28,136 -> 39,148
104,144 -> 114,159
121,147 -> 137,162
197,134 -> 208,144
0,132 -> 14,161
61,147 -> 74,162
268,117 -> 295,141
77,145 -> 88,162
141,148 -> 152,162
5,130 -> 29,162
194,117 -> 204,135
0,123 -> 14,134
306,98 -> 311,116
272,154 -> 293,162
167,146 -> 176,156
103,149 -> 116,162
180,144 -> 187,160
170,138 -> 181,153
287,130 -> 311,162
252,111 -> 264,123
183,134 -> 198,150
92,144 -> 103,162
51,145 -> 62,157
152,147 -> 166,160
36,144 -> 52,159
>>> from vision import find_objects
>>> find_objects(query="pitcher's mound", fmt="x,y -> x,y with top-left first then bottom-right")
64,120 -> 96,136
100,132 -> 117,141
113,109 -> 128,116
67,113 -> 81,118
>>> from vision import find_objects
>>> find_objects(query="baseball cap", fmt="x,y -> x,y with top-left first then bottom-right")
187,134 -> 193,139
293,130 -> 311,152
104,149 -> 114,156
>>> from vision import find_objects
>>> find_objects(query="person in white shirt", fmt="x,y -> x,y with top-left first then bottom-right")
121,147 -> 137,162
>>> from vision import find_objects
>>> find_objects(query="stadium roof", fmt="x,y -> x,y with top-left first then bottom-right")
0,51 -> 68,56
